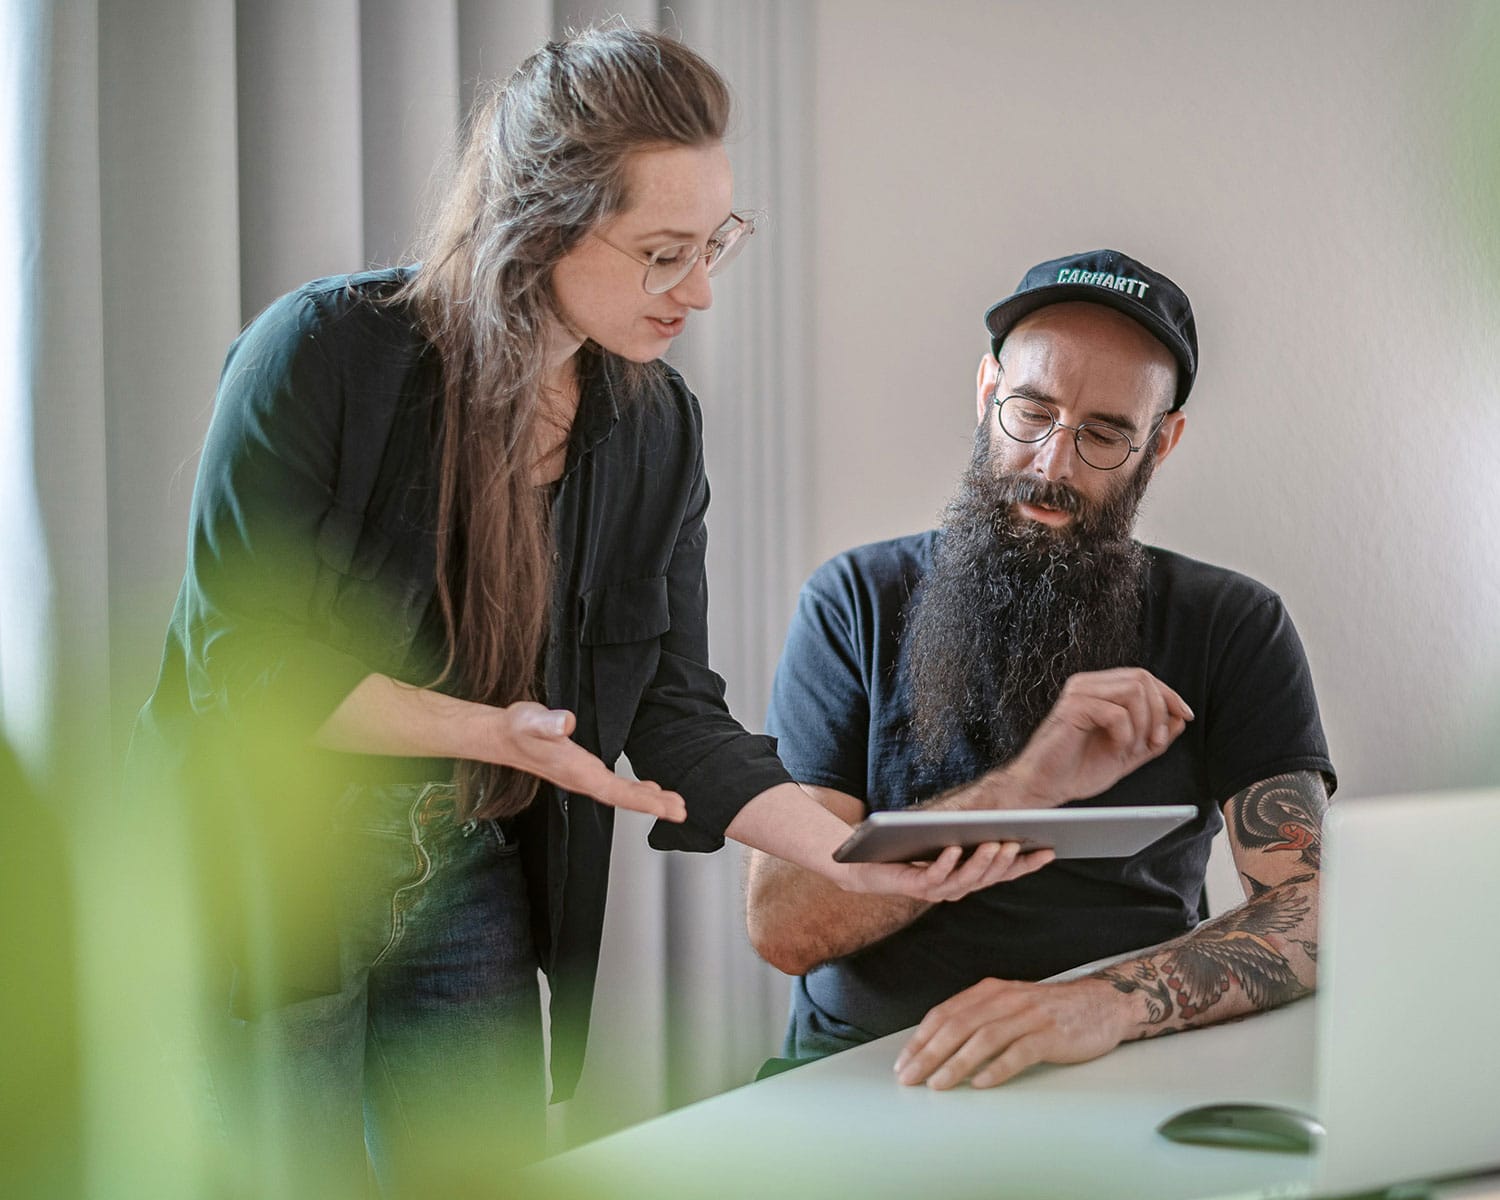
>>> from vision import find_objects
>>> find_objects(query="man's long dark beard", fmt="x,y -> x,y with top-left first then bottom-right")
903,431 -> 1157,768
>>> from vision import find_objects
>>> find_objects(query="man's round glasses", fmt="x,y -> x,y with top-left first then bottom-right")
993,393 -> 1164,472
593,211 -> 758,295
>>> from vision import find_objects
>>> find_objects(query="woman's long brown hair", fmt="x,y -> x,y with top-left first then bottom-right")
398,27 -> 730,819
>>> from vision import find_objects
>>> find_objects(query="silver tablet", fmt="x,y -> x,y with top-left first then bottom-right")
831,805 -> 1198,864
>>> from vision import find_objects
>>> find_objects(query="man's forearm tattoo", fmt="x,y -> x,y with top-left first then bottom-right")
1096,773 -> 1326,1031
1097,883 -> 1314,1029
1162,883 -> 1311,1014
1094,959 -> 1173,1024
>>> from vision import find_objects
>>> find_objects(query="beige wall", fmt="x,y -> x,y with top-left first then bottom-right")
806,0 -> 1500,819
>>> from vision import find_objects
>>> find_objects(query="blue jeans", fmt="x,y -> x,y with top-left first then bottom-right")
782,974 -> 877,1061
213,781 -> 544,1198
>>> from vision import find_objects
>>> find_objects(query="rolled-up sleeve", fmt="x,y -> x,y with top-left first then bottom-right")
179,290 -> 373,744
622,393 -> 793,853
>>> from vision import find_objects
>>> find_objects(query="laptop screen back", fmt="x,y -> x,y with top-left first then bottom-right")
1314,789 -> 1500,1193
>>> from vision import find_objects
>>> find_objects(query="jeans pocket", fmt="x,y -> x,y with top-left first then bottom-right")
333,783 -> 444,969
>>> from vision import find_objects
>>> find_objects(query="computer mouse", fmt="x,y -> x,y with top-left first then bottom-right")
1156,1102 -> 1325,1154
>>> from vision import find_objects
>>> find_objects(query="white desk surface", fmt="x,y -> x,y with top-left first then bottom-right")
523,996 -> 1322,1200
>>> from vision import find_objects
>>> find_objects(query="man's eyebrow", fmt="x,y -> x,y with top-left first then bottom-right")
1081,411 -> 1139,436
1006,382 -> 1056,406
1005,383 -> 1141,437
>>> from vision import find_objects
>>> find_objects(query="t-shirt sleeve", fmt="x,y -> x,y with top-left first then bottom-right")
1203,591 -> 1336,805
765,562 -> 873,800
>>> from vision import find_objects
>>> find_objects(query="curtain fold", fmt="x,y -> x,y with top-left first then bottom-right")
99,0 -> 241,766
359,0 -> 461,268
236,0 -> 363,317
1,0 -> 62,778
5,0 -> 816,1179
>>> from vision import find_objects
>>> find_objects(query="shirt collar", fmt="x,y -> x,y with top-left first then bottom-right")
562,352 -> 622,478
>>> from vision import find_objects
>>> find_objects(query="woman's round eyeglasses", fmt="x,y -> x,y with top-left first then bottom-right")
593,212 -> 759,295
994,393 -> 1164,472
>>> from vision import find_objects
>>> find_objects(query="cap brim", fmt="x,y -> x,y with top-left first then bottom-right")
984,285 -> 1195,408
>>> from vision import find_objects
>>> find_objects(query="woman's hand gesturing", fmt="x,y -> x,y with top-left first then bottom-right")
496,702 -> 687,822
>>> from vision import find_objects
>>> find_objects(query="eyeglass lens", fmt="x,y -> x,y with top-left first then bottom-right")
643,216 -> 752,294
997,395 -> 1133,470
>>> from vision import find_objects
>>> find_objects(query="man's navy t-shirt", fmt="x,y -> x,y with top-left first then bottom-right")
765,531 -> 1335,1056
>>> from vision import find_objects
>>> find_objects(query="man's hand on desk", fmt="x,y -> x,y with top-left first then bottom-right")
893,976 -> 1130,1090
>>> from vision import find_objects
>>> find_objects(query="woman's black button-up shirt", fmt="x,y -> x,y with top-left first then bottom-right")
131,268 -> 792,1100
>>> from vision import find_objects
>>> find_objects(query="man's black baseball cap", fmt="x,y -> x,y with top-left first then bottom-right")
983,249 -> 1198,409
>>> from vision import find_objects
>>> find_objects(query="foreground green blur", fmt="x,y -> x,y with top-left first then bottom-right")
1,742 -> 82,1200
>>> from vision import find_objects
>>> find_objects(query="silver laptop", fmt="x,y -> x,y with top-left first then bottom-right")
1209,788 -> 1500,1198
1310,788 -> 1500,1195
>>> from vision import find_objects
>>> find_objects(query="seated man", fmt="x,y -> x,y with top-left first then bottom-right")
747,249 -> 1335,1090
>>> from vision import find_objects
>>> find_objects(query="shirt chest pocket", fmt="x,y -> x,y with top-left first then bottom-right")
579,575 -> 670,763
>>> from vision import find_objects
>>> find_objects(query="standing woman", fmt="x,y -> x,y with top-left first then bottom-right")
132,25 -> 1011,1198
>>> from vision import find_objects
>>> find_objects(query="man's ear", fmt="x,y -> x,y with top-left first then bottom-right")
976,353 -> 1000,425
1153,410 -> 1188,466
